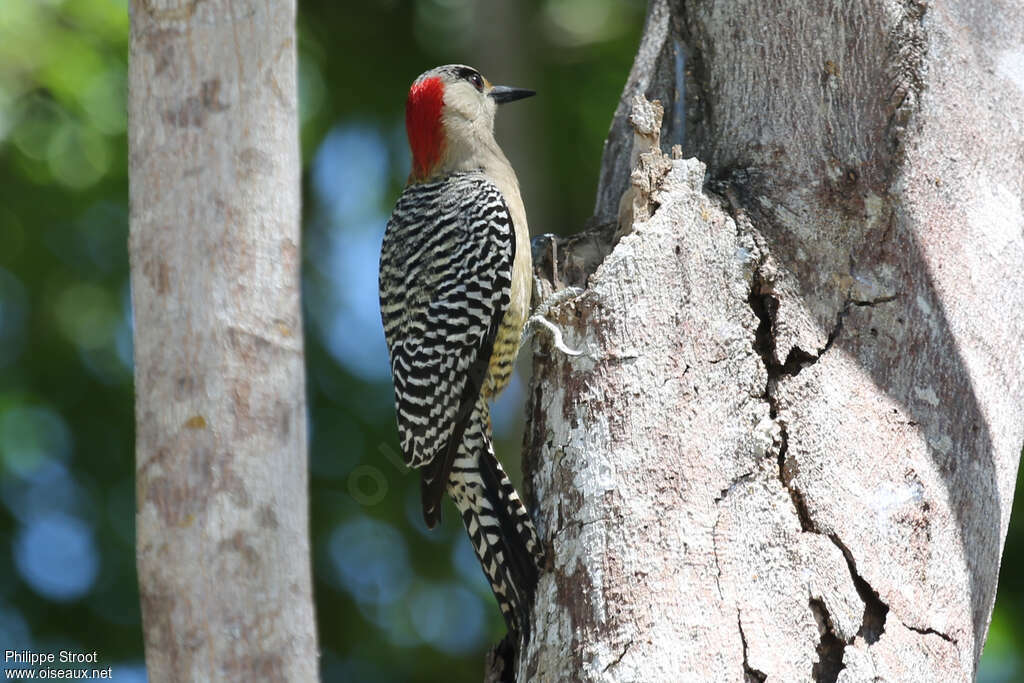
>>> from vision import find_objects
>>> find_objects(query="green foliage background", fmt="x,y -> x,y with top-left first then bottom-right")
0,1 -> 1018,681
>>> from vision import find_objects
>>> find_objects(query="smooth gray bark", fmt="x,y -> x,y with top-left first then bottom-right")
515,1 -> 1024,681
128,1 -> 318,680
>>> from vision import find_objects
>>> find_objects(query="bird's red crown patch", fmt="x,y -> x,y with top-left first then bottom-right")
406,77 -> 445,181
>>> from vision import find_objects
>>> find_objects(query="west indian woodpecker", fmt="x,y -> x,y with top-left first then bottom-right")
379,64 -> 574,642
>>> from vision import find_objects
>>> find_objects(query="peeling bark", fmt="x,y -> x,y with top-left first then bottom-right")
129,1 -> 318,680
511,0 -> 1024,681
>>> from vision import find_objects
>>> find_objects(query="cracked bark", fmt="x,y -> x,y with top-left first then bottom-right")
129,1 -> 319,680
502,0 -> 1024,681
738,611 -> 768,683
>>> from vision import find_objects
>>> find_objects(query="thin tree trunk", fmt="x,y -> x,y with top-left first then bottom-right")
128,1 -> 318,680
515,0 -> 1024,681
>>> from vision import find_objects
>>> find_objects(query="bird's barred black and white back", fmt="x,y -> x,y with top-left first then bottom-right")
379,171 -> 543,639
379,172 -> 512,484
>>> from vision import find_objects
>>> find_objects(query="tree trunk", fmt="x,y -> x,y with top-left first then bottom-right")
516,0 -> 1024,681
128,1 -> 318,680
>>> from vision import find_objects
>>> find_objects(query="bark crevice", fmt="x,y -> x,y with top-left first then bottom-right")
810,598 -> 846,683
742,220 -> 899,673
747,256 -> 901,381
602,641 -> 633,674
737,611 -> 768,683
829,534 -> 890,645
903,622 -> 956,644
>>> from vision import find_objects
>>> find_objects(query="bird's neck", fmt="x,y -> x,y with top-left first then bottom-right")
419,122 -> 512,185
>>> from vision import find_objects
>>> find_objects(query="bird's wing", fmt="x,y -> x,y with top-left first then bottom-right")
379,172 -> 514,526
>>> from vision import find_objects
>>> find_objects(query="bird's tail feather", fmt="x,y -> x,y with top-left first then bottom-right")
447,399 -> 543,641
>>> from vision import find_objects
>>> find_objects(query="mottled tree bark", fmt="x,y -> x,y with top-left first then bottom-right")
128,1 -> 318,680
514,0 -> 1024,681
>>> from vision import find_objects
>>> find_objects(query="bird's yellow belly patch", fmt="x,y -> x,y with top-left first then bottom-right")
483,303 -> 526,399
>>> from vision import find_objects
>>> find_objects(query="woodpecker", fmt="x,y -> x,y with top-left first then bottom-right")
378,65 -> 542,639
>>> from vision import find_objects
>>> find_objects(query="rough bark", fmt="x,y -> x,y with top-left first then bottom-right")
128,1 -> 318,680
514,0 -> 1024,681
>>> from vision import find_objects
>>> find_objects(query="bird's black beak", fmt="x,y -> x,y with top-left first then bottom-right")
489,85 -> 536,104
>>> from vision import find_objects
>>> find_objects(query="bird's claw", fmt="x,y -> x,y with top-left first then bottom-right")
522,285 -> 584,356
524,314 -> 583,356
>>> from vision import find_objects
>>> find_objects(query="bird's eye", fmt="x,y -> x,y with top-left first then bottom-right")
468,73 -> 484,92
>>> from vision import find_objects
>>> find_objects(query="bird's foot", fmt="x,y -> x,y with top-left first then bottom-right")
522,284 -> 584,356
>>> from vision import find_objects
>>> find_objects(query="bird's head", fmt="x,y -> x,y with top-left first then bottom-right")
405,64 -> 535,183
